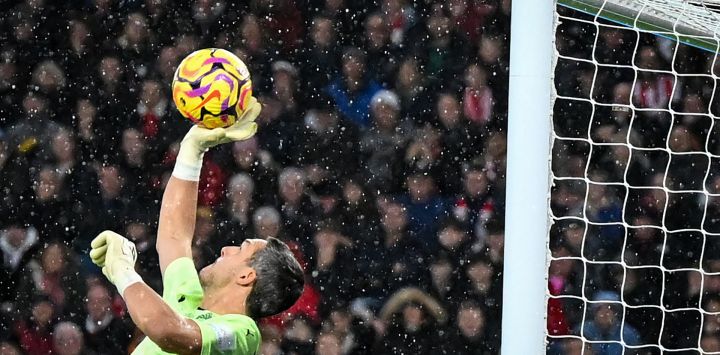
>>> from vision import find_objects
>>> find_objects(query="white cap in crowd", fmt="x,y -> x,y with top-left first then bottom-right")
371,90 -> 400,111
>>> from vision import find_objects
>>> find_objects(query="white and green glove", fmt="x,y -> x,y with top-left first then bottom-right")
173,96 -> 263,181
89,230 -> 143,297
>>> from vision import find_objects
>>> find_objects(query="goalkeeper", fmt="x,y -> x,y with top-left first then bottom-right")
89,97 -> 304,355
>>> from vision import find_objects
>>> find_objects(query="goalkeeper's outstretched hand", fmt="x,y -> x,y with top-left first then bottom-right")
90,230 -> 142,296
173,96 -> 262,181
220,96 -> 262,143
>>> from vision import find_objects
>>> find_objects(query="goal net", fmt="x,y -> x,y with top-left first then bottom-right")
548,0 -> 720,353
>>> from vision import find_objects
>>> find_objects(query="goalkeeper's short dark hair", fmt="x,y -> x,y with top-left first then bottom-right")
246,237 -> 304,318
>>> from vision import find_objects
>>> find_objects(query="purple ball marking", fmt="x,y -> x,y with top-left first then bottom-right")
186,84 -> 211,98
203,58 -> 231,66
215,73 -> 236,91
215,73 -> 236,111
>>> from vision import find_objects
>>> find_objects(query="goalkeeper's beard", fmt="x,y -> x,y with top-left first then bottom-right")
198,261 -> 232,291
198,263 -> 215,289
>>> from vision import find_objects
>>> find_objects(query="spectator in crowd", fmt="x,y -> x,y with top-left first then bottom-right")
218,137 -> 277,205
52,321 -> 88,355
279,315 -> 315,354
124,218 -> 161,292
30,166 -> 76,242
13,297 -> 54,355
363,12 -> 400,86
446,300 -> 498,354
434,92 -> 482,195
338,177 -> 381,246
407,3 -> 469,89
436,218 -> 472,262
633,46 -> 676,109
394,57 -> 432,124
10,92 -> 62,160
296,99 -> 361,183
579,291 -> 641,355
310,221 -> 355,312
0,129 -> 33,220
73,99 -> 104,162
118,128 -> 153,202
399,165 -> 449,249
276,166 -> 315,250
0,223 -> 40,306
361,199 -> 429,299
0,49 -> 22,125
95,164 -> 131,234
464,255 -> 502,330
258,60 -> 304,165
31,60 -> 70,124
428,254 -> 464,308
454,159 -> 497,241
299,16 -> 340,96
82,283 -> 131,354
18,242 -> 86,322
378,287 -> 447,354
359,89 -> 413,194
95,56 -> 134,128
315,331 -> 342,355
326,47 -> 382,128
217,172 -> 257,242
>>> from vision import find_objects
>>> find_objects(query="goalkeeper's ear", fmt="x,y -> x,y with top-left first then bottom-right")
236,268 -> 257,287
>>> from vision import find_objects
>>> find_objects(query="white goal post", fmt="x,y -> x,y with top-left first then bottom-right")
502,0 -> 555,353
503,0 -> 720,353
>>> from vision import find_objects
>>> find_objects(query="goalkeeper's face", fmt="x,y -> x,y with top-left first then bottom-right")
199,239 -> 267,289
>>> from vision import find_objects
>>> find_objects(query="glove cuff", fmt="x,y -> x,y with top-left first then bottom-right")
172,142 -> 205,181
115,268 -> 144,297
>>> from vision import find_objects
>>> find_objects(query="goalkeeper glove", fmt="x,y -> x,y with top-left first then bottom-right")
89,230 -> 143,297
172,96 -> 262,181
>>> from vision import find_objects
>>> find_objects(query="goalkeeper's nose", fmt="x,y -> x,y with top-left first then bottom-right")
220,246 -> 241,257
220,246 -> 234,257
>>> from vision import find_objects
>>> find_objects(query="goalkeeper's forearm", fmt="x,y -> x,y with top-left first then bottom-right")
157,134 -> 207,273
123,282 -> 202,354
157,176 -> 198,252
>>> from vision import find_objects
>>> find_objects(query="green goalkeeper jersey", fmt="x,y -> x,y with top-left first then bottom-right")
132,258 -> 261,355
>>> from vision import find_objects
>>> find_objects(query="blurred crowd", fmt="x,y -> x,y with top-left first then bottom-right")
0,0 -> 511,354
548,7 -> 720,355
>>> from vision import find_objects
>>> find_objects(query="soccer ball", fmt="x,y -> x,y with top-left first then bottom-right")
172,48 -> 253,129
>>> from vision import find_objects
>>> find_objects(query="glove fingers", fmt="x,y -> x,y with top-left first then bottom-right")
90,233 -> 108,248
89,245 -> 108,265
201,127 -> 227,149
91,258 -> 105,267
90,254 -> 107,266
238,99 -> 262,123
184,125 -> 226,149
224,122 -> 257,142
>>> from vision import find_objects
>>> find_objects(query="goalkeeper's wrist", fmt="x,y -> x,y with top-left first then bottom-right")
114,268 -> 144,297
172,141 -> 205,181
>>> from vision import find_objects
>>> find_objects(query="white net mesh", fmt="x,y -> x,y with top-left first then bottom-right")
548,1 -> 720,354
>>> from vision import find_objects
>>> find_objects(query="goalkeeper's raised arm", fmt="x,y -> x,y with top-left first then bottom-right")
89,97 -> 305,355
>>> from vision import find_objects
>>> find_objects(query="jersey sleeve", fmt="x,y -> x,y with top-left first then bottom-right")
161,257 -> 204,311
197,315 -> 261,355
